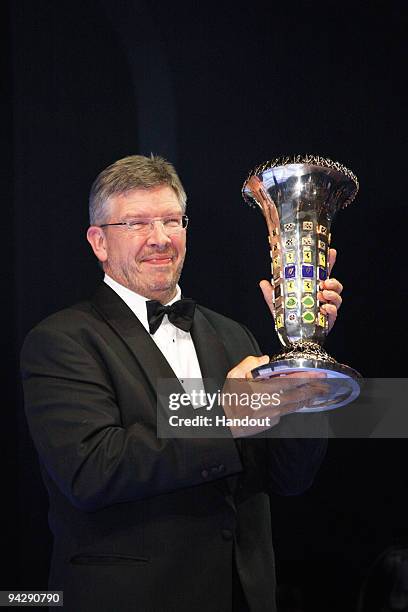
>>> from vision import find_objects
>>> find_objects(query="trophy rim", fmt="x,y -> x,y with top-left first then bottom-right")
250,358 -> 362,412
242,153 -> 359,209
252,357 -> 362,381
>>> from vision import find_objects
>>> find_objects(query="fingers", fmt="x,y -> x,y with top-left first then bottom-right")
248,375 -> 330,416
320,303 -> 337,331
328,248 -> 337,275
276,371 -> 326,380
227,355 -> 270,379
320,249 -> 343,333
248,371 -> 326,396
223,370 -> 331,433
318,274 -> 343,332
259,280 -> 275,316
317,287 -> 339,331
275,379 -> 332,415
318,282 -> 343,309
263,372 -> 326,394
259,248 -> 343,334
321,276 -> 343,294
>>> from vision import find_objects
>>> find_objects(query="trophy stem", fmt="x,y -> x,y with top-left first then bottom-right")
270,341 -> 337,364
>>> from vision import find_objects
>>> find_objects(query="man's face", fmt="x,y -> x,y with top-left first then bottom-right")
91,185 -> 186,303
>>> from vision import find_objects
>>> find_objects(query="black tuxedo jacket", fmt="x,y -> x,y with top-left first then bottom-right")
21,283 -> 326,612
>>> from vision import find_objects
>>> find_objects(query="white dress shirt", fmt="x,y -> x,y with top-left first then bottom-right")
104,275 -> 204,391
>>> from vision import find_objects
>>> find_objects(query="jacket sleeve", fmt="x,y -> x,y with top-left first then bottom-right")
263,426 -> 328,496
239,324 -> 328,496
21,325 -> 243,512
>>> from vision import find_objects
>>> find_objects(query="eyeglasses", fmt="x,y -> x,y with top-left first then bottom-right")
99,214 -> 188,235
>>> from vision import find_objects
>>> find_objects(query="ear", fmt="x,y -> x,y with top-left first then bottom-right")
87,226 -> 108,262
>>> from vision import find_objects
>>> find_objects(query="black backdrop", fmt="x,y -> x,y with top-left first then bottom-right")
4,1 -> 408,610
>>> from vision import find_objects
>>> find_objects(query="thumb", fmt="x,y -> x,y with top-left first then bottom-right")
227,355 -> 270,379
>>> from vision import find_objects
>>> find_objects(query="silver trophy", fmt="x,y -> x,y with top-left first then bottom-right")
242,154 -> 361,411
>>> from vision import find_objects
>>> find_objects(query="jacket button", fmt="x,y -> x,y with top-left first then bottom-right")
201,469 -> 209,479
221,529 -> 233,541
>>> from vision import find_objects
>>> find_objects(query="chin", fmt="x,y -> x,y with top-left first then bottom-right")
148,283 -> 176,295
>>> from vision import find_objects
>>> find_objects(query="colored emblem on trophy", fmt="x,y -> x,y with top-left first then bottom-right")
242,154 -> 361,411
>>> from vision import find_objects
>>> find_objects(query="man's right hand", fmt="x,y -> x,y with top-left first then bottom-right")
224,355 -> 328,437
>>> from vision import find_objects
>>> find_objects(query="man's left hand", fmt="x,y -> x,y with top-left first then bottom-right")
259,247 -> 343,332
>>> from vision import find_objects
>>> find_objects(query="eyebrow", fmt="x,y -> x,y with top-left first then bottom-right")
121,211 -> 182,220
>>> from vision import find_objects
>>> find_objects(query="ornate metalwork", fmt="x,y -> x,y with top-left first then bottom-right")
270,341 -> 337,364
242,154 -> 359,209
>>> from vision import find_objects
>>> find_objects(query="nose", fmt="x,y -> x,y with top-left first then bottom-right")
146,220 -> 172,247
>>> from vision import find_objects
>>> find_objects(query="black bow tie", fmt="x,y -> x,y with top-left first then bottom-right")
146,298 -> 196,335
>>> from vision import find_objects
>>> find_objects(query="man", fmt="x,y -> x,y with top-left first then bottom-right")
21,155 -> 343,612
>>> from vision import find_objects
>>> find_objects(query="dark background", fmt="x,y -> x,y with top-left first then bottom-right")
4,1 -> 408,610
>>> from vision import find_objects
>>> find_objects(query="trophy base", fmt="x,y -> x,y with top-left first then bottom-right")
251,343 -> 361,412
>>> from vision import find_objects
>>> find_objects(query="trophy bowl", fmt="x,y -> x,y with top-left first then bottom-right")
242,154 -> 361,412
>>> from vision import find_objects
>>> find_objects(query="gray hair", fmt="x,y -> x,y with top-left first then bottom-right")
89,154 -> 187,225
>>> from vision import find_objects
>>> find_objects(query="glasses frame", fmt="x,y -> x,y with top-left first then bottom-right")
99,214 -> 189,235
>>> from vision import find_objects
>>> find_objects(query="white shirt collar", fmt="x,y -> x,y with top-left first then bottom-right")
103,274 -> 182,333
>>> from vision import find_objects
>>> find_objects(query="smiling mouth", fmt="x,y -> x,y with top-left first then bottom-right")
142,256 -> 173,265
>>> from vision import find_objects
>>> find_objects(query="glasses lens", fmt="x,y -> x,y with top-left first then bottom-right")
123,215 -> 188,234
166,216 -> 188,233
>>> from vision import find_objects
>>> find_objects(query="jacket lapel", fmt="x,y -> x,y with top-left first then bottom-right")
90,283 -> 185,397
191,307 -> 231,393
91,284 -> 232,393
